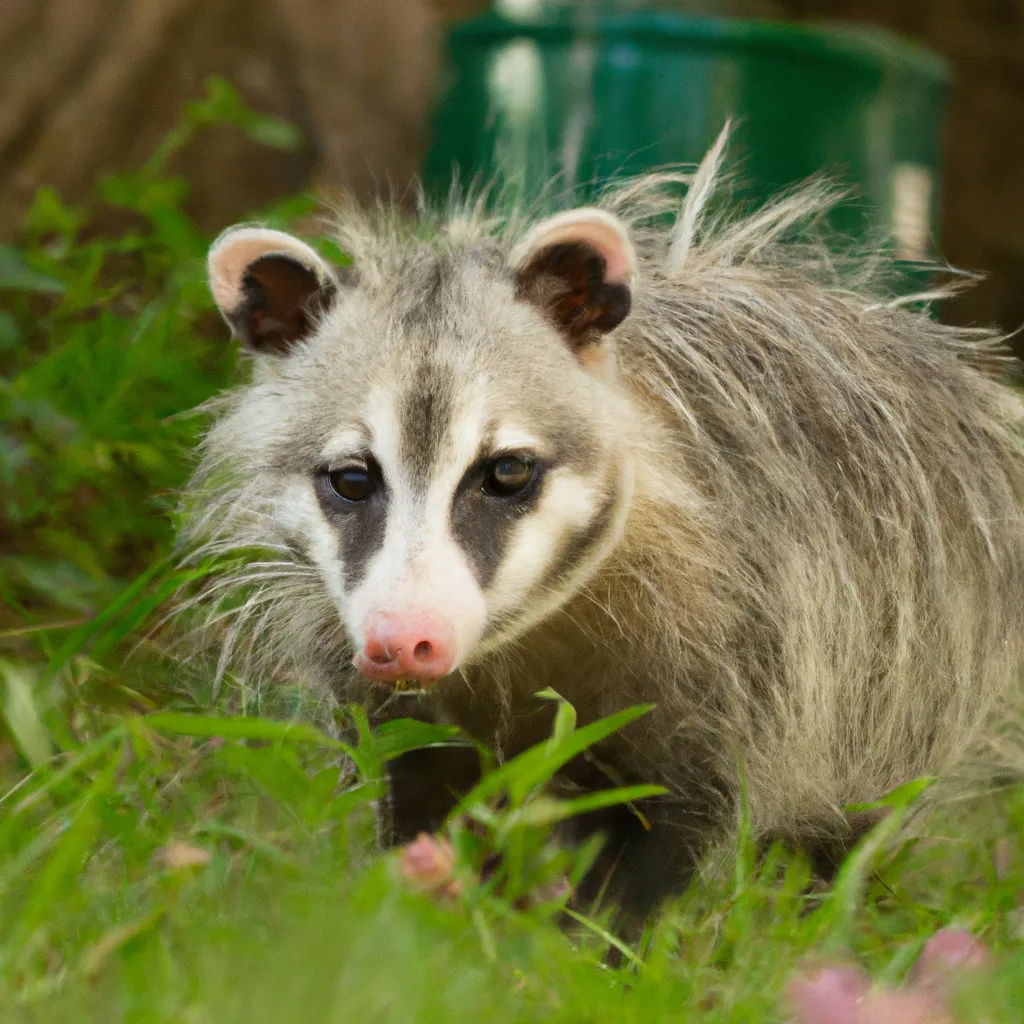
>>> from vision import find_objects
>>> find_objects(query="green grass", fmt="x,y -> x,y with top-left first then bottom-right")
2,80 -> 1024,1023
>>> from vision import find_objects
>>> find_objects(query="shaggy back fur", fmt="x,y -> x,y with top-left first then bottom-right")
180,129 -> 1024,921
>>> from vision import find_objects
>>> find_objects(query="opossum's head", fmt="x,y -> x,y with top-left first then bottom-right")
206,209 -> 641,687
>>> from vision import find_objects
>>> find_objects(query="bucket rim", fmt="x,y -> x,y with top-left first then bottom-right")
447,8 -> 949,84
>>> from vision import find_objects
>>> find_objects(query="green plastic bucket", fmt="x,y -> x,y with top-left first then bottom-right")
423,2 -> 949,289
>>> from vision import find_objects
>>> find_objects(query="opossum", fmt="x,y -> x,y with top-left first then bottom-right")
182,129 -> 1024,925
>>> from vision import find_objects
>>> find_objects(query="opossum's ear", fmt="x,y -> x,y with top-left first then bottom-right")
207,227 -> 339,355
512,209 -> 635,345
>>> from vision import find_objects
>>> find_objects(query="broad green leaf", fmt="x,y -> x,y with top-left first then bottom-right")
371,718 -> 467,761
0,659 -> 53,767
215,742 -> 324,820
22,186 -> 83,240
458,702 -> 656,813
549,697 -> 577,747
0,246 -> 65,293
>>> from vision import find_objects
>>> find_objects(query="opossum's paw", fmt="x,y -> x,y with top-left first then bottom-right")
797,809 -> 890,885
785,928 -> 991,1024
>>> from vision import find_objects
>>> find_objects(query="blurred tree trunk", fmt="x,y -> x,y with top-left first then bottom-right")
0,0 -> 451,236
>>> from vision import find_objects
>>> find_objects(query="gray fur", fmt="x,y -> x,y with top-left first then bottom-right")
178,129 -> 1024,923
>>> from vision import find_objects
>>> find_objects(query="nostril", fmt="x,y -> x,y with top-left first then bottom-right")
366,640 -> 396,666
413,640 -> 433,662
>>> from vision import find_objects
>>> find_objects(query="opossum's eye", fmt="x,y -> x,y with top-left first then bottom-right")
483,455 -> 535,498
327,463 -> 375,503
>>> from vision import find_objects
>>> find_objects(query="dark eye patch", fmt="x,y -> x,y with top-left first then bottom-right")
314,460 -> 389,589
450,457 -> 548,588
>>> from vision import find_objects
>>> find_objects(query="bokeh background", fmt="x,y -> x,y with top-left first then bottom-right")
2,0 -> 1022,336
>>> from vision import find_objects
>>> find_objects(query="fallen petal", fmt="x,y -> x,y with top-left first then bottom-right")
161,840 -> 212,870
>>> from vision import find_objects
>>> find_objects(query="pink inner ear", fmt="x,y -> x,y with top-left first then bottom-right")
209,229 -> 328,314
514,210 -> 636,286
571,220 -> 633,284
210,239 -> 283,310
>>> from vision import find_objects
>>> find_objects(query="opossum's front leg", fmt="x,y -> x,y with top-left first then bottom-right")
790,809 -> 888,883
379,744 -> 482,846
357,686 -> 483,847
563,794 -> 725,932
573,801 -> 883,929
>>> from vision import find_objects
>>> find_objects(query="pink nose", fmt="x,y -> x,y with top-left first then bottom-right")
353,614 -> 456,685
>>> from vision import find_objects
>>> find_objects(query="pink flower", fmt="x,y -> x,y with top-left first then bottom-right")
399,833 -> 462,899
787,965 -> 870,1024
906,927 -> 990,1012
787,929 -> 991,1024
912,928 -> 990,986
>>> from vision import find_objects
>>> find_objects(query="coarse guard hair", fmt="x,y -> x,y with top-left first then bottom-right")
178,125 -> 1024,924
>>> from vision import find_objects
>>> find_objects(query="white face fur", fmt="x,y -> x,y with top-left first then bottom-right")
206,211 -> 639,687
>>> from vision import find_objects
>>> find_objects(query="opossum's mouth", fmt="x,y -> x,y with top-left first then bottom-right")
357,668 -> 450,696
390,679 -> 429,695
358,673 -> 435,695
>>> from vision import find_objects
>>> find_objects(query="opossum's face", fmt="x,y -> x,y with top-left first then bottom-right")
207,211 -> 638,687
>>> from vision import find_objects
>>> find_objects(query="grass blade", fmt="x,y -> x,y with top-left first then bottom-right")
460,703 -> 656,812
0,659 -> 53,767
509,785 -> 669,828
824,776 -> 935,951
143,711 -> 348,750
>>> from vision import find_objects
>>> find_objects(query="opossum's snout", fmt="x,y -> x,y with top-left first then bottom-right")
354,612 -> 456,685
203,210 -> 640,689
